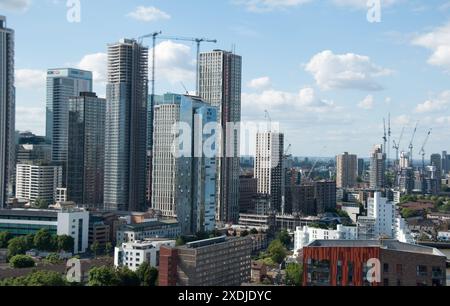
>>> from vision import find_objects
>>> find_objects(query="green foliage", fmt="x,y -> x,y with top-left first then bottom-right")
268,240 -> 287,264
308,222 -> 329,230
34,198 -> 49,209
44,253 -> 62,264
104,242 -> 113,255
175,237 -> 186,246
401,208 -> 420,219
0,270 -> 66,286
250,228 -> 259,235
56,235 -> 74,253
276,230 -> 291,248
241,230 -> 249,237
439,203 -> 450,212
285,263 -> 303,286
9,255 -> 35,268
136,262 -> 158,286
7,236 -> 31,258
0,231 -> 12,248
400,195 -> 418,204
90,241 -> 100,257
33,229 -> 56,252
88,266 -> 120,286
116,267 -> 140,286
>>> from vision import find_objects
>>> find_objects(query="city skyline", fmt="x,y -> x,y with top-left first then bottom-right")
3,0 -> 450,157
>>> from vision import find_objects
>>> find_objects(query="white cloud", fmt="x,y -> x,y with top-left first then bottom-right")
242,87 -> 337,113
233,0 -> 312,12
358,95 -> 374,109
16,107 -> 45,134
0,0 -> 31,11
415,91 -> 450,113
247,76 -> 271,89
151,40 -> 196,85
412,22 -> 450,70
305,50 -> 392,91
127,6 -> 171,22
15,69 -> 46,89
393,114 -> 410,126
77,52 -> 107,84
331,0 -> 399,9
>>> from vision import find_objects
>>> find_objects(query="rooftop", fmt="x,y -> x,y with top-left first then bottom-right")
306,239 -> 445,257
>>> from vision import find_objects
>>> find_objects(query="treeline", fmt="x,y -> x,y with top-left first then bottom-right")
0,262 -> 158,287
0,229 -> 74,259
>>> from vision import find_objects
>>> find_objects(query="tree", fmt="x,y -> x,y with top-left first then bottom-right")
136,262 -> 158,286
104,242 -> 113,255
401,208 -> 418,219
285,263 -> 303,286
250,228 -> 258,235
57,235 -> 74,253
33,229 -> 55,251
7,237 -> 30,258
116,267 -> 140,286
176,236 -> 186,246
34,198 -> 49,209
0,231 -> 12,248
268,240 -> 287,264
277,230 -> 291,248
0,270 -> 66,286
88,266 -> 120,286
9,255 -> 35,268
90,241 -> 100,258
241,230 -> 249,237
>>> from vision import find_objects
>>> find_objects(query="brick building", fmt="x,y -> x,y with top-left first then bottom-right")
159,236 -> 252,286
302,239 -> 447,286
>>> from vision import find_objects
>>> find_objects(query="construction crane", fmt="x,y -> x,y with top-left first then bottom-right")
383,118 -> 387,156
306,146 -> 327,180
138,31 -> 162,152
419,129 -> 432,171
388,113 -> 391,169
284,144 -> 292,156
392,127 -> 405,167
408,121 -> 419,168
158,35 -> 217,95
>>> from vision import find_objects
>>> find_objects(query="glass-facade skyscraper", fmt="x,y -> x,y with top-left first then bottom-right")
46,68 -> 93,185
199,50 -> 242,224
0,16 -> 15,207
152,93 -> 217,234
67,92 -> 106,208
104,39 -> 148,212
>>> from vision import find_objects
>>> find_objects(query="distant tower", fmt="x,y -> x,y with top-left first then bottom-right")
151,93 -> 217,235
254,132 -> 284,213
199,50 -> 242,224
369,145 -> 386,189
67,92 -> 106,208
104,39 -> 148,211
336,152 -> 357,188
46,68 -> 93,185
0,16 -> 15,207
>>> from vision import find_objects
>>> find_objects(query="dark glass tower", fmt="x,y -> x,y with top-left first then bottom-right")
67,92 -> 105,208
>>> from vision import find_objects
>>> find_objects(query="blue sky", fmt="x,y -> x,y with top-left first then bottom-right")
2,0 -> 450,157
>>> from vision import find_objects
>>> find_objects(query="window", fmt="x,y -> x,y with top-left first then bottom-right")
396,264 -> 402,274
383,278 -> 389,286
348,261 -> 354,286
416,265 -> 427,277
383,263 -> 389,273
397,279 -> 401,286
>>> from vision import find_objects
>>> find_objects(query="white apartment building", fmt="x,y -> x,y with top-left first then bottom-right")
255,132 -> 284,213
57,208 -> 89,254
114,239 -> 175,271
15,164 -> 62,205
358,192 -> 415,244
293,225 -> 358,256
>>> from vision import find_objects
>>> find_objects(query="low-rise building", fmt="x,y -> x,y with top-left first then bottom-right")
116,219 -> 180,244
114,239 -> 175,271
159,236 -> 252,286
302,239 -> 447,286
293,225 -> 358,256
437,231 -> 450,241
0,208 -> 89,253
